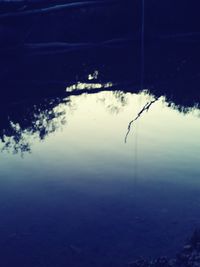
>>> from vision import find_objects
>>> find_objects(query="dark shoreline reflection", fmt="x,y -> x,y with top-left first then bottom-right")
1,40 -> 200,154
1,40 -> 200,105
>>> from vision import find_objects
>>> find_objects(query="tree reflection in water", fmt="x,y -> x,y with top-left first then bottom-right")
0,97 -> 68,155
0,80 -> 200,155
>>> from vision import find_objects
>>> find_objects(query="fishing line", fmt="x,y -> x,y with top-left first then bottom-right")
140,0 -> 145,91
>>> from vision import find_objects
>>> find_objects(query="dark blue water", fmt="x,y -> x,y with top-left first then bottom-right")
1,1 -> 200,266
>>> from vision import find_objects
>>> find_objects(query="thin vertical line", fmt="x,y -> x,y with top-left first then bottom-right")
140,0 -> 145,91
134,1 -> 145,185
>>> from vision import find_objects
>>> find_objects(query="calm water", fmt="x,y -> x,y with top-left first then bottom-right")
1,1 -> 200,266
0,87 -> 200,267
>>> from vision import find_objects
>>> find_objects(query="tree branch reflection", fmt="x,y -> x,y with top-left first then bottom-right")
125,97 -> 158,143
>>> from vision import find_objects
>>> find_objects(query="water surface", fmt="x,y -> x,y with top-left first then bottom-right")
0,87 -> 200,267
0,2 -> 200,265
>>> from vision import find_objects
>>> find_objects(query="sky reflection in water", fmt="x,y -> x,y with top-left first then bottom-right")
1,1 -> 200,266
0,89 -> 200,266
